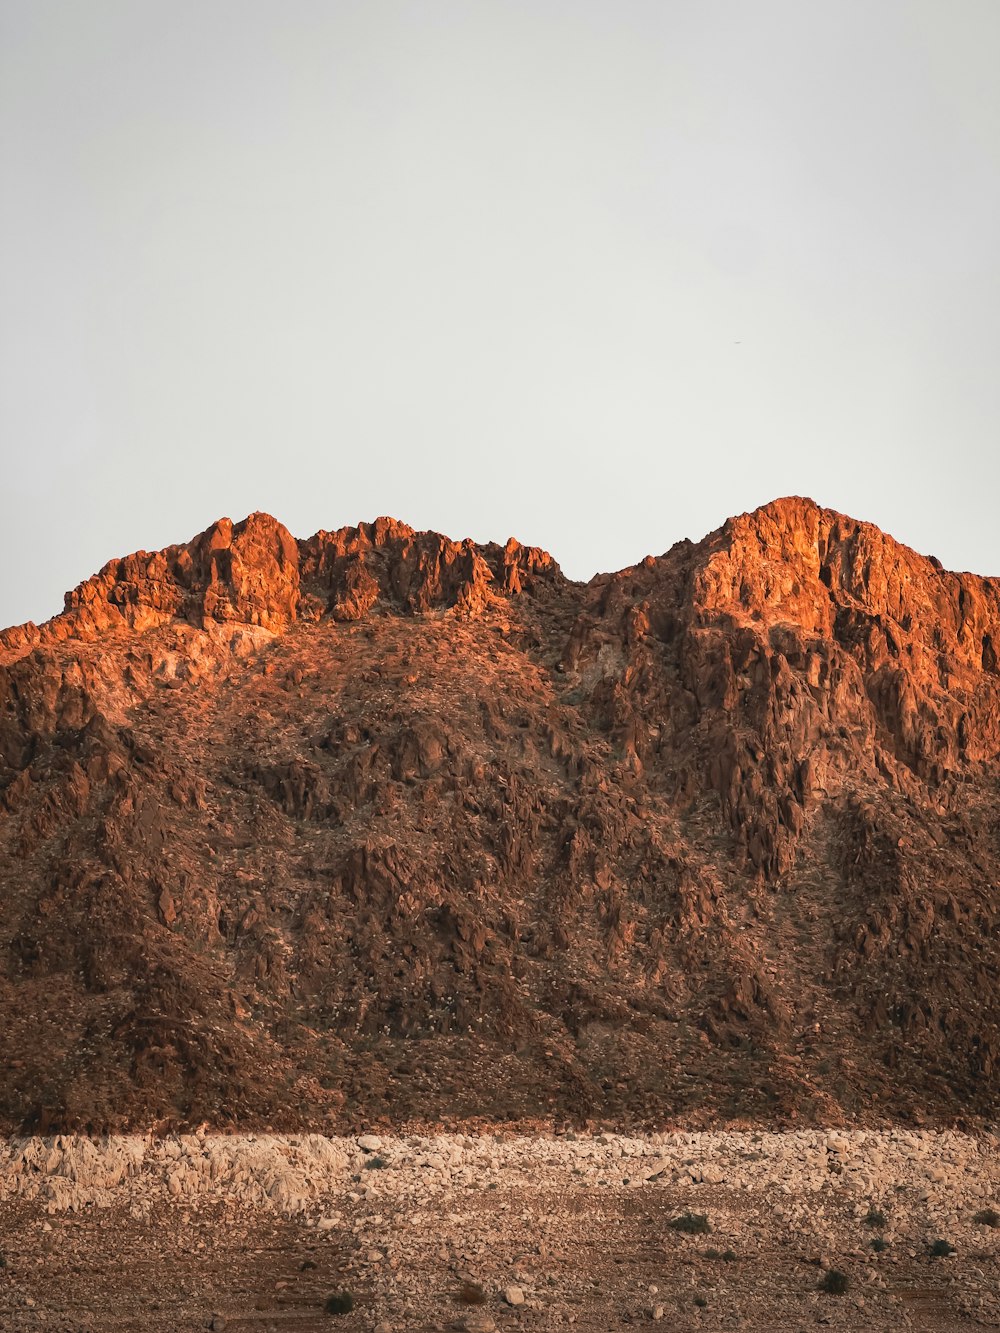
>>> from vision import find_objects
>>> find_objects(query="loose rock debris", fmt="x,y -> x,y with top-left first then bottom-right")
0,1129 -> 997,1330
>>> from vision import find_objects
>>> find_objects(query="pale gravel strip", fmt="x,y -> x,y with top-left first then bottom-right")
1,1128 -> 997,1232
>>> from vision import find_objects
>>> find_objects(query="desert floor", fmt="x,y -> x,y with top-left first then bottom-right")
0,1129 -> 997,1332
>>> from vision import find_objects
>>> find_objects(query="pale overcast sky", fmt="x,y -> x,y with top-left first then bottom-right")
2,1 -> 999,628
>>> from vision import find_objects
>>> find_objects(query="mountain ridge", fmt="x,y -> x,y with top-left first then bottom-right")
4,496 -> 998,656
0,497 -> 997,1132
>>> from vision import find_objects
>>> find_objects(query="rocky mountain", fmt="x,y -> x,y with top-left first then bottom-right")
1,498 -> 998,1133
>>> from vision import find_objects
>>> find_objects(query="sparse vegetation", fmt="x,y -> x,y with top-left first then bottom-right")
324,1290 -> 355,1315
364,1155 -> 389,1170
703,1247 -> 736,1261
871,1237 -> 889,1253
668,1212 -> 711,1234
694,1295 -> 708,1308
457,1281 -> 487,1305
973,1208 -> 999,1228
863,1207 -> 887,1228
820,1268 -> 850,1295
928,1239 -> 956,1257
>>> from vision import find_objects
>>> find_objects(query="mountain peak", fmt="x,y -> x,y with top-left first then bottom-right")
1,513 -> 563,664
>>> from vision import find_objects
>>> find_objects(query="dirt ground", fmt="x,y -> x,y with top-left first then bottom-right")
1,1131 -> 997,1332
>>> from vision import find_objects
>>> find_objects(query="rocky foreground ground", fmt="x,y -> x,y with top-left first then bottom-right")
0,1130 -> 998,1331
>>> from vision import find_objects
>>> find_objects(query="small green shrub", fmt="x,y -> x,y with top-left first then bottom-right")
871,1237 -> 889,1253
668,1212 -> 711,1234
820,1269 -> 850,1295
973,1208 -> 999,1228
694,1295 -> 708,1308
364,1155 -> 389,1170
863,1207 -> 887,1228
929,1239 -> 955,1257
324,1290 -> 355,1315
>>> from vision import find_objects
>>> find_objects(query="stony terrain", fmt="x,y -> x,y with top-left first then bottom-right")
1,497 -> 999,1131
1,1130 -> 998,1331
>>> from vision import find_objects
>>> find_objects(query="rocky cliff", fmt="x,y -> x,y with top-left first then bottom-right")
1,499 -> 997,1132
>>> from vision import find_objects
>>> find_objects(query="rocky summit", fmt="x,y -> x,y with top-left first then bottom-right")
1,497 -> 998,1133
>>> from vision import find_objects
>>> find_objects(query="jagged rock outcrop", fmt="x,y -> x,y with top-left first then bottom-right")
0,498 -> 997,1132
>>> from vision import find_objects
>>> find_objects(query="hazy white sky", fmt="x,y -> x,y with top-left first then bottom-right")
2,1 -> 999,628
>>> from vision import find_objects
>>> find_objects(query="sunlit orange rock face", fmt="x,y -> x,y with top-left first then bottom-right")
1,498 -> 998,1133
